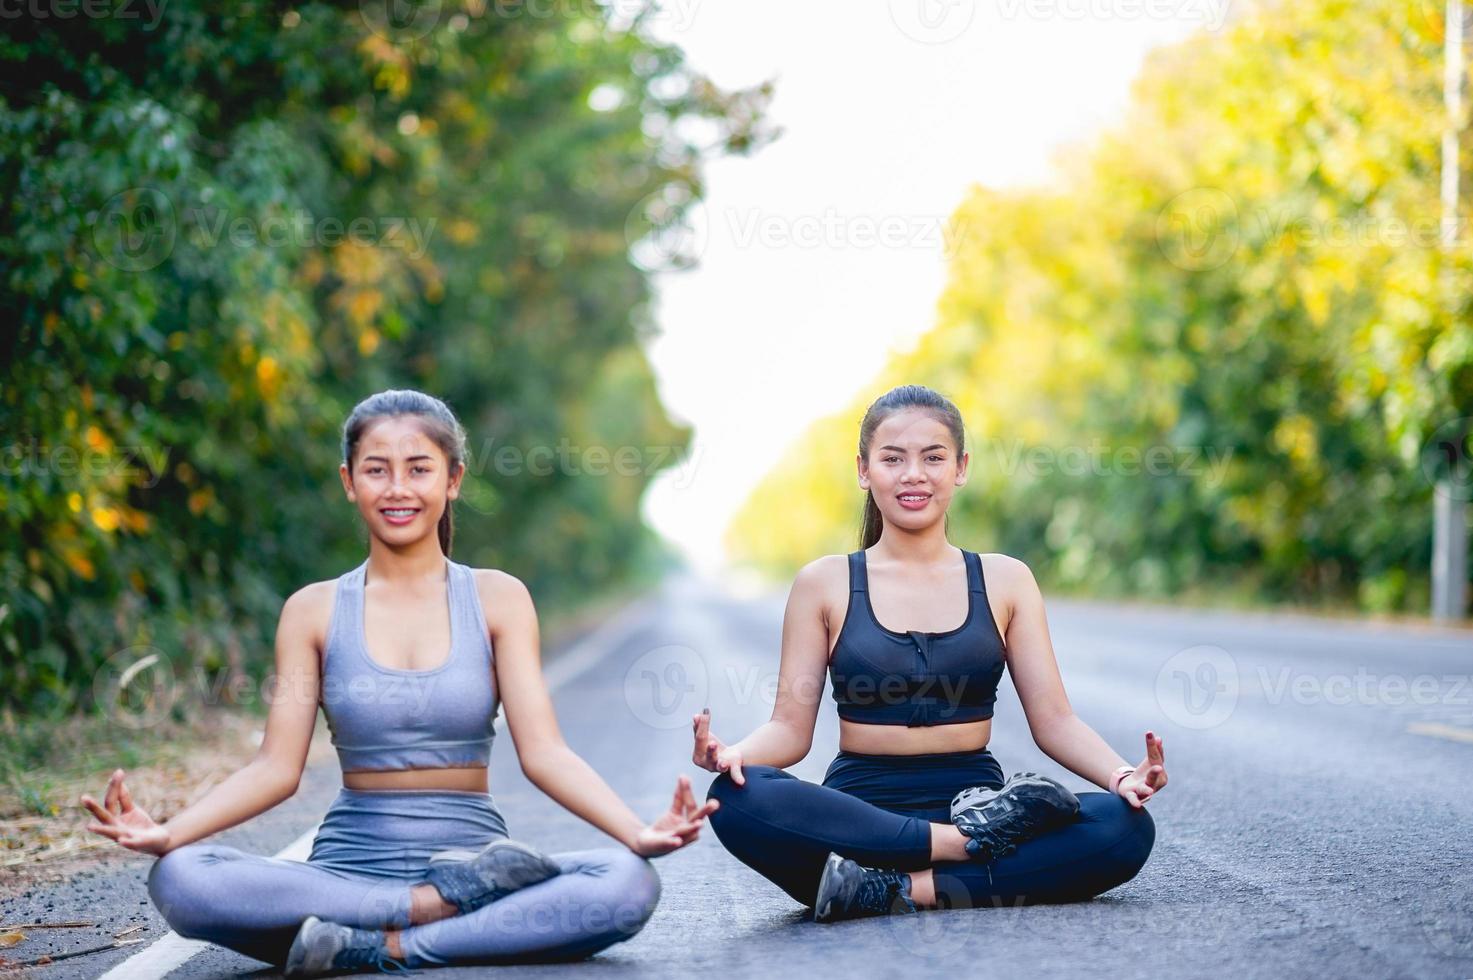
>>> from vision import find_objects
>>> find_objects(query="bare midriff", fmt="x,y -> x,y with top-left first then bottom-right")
342,765 -> 489,792
838,717 -> 991,755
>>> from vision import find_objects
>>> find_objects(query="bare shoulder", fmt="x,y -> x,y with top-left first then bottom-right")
790,554 -> 851,631
792,553 -> 849,597
977,552 -> 1039,613
468,566 -> 535,630
278,578 -> 338,653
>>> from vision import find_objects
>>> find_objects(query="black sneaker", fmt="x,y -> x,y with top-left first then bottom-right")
950,771 -> 1080,863
423,838 -> 562,916
812,851 -> 919,923
284,915 -> 413,976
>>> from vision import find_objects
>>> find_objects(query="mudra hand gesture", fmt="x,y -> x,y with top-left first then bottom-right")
631,774 -> 719,856
1116,731 -> 1168,809
80,768 -> 172,856
691,708 -> 744,786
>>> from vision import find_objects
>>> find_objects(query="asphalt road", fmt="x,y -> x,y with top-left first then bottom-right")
12,572 -> 1473,978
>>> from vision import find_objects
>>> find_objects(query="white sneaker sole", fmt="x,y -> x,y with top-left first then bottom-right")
812,852 -> 848,923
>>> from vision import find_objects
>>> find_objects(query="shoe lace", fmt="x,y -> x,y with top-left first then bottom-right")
854,870 -> 916,914
334,943 -> 417,975
969,826 -> 1017,860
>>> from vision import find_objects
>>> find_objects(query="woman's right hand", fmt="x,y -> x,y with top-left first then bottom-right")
691,709 -> 744,785
80,768 -> 172,856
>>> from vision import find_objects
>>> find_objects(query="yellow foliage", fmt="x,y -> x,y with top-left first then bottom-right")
256,355 -> 283,400
188,486 -> 215,516
448,220 -> 479,245
62,548 -> 95,580
84,425 -> 111,454
121,507 -> 152,534
728,0 -> 1451,581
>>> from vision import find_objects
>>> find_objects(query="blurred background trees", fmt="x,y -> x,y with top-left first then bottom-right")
1,1 -> 773,719
729,0 -> 1471,616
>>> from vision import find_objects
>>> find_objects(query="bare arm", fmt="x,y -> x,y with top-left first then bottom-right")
999,557 -> 1136,790
485,571 -> 712,856
82,585 -> 320,855
693,557 -> 834,780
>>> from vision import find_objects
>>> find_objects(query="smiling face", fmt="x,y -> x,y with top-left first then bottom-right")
340,416 -> 462,542
857,407 -> 969,536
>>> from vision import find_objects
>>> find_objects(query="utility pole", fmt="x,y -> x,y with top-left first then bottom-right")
1433,0 -> 1470,622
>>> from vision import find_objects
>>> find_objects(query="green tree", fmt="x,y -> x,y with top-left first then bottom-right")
1,1 -> 774,717
730,0 -> 1468,616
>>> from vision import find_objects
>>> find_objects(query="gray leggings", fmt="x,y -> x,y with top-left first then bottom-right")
146,788 -> 660,968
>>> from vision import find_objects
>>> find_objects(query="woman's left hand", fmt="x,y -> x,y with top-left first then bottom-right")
630,774 -> 719,857
1117,731 -> 1168,809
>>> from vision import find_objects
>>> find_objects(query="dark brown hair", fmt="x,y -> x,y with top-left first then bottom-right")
341,389 -> 468,557
858,384 -> 966,550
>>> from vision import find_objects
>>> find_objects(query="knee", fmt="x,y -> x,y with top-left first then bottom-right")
600,849 -> 661,939
1113,796 -> 1156,854
706,765 -> 782,832
1095,794 -> 1156,875
147,844 -> 224,938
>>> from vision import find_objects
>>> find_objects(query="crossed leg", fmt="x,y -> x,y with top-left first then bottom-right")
706,765 -> 1155,909
146,842 -> 660,967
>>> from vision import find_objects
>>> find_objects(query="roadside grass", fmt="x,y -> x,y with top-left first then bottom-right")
0,705 -> 273,892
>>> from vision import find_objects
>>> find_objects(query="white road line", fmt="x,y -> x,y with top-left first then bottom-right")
98,595 -> 655,980
1406,721 -> 1473,744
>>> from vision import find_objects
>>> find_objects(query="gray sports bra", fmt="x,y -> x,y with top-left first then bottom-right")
319,557 -> 499,772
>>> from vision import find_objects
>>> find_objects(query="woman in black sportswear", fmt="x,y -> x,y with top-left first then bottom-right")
695,384 -> 1167,922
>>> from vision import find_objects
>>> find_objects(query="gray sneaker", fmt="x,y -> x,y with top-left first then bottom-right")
284,915 -> 412,976
950,771 -> 1080,863
812,851 -> 919,923
422,838 -> 562,916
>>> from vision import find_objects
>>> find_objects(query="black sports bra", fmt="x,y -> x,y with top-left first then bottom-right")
827,549 -> 1007,727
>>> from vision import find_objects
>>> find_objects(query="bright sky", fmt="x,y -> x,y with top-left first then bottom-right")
638,0 -> 1231,574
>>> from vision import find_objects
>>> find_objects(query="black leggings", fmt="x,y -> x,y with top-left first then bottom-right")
705,748 -> 1155,909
